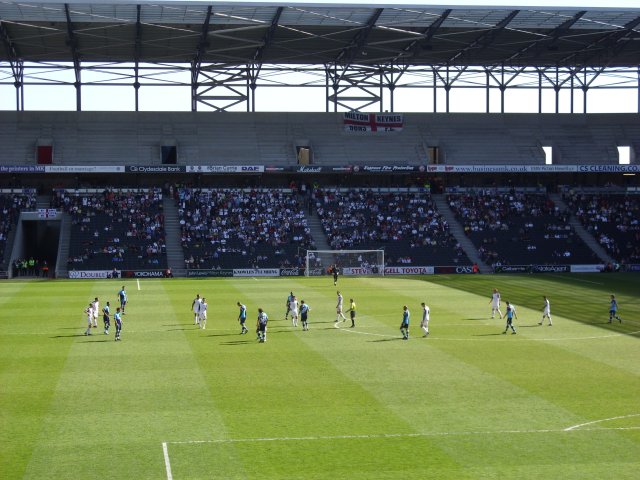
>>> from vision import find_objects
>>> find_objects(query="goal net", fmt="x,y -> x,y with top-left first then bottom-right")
305,249 -> 385,277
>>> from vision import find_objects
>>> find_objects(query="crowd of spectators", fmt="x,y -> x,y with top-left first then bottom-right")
53,188 -> 167,270
314,188 -> 467,266
447,191 -> 598,266
564,193 -> 640,265
178,188 -> 315,269
0,192 -> 36,271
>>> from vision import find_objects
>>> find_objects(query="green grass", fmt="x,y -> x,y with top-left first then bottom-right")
1,273 -> 639,479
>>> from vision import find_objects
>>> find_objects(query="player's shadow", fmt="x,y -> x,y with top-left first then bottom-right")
207,332 -> 248,337
473,333 -> 504,336
220,340 -> 254,346
79,339 -> 111,343
519,324 -> 540,328
51,333 -> 87,338
463,318 -> 488,321
370,338 -> 403,342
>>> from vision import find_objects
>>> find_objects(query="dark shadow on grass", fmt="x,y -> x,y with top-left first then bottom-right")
463,318 -> 489,321
207,332 -> 250,337
51,334 -> 87,338
79,339 -> 111,343
370,337 -> 403,342
220,340 -> 254,346
473,333 -> 504,337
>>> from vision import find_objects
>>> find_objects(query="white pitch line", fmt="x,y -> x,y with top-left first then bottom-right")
165,425 -> 640,446
564,413 -> 640,431
335,325 -> 640,342
137,279 -> 141,291
162,442 -> 173,480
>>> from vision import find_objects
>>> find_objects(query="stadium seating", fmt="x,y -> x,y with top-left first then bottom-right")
1,112 -> 637,166
53,188 -> 167,271
446,191 -> 601,266
314,188 -> 469,266
563,192 -> 640,265
0,191 -> 36,270
177,188 -> 315,269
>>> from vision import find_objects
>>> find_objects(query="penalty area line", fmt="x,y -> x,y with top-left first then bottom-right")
137,279 -> 141,291
564,413 -> 640,431
165,425 -> 640,447
162,442 -> 173,480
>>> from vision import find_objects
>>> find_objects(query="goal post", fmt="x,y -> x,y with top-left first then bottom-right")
305,249 -> 385,277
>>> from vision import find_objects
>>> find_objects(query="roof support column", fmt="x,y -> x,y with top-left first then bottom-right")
134,5 -> 142,112
64,3 -> 82,111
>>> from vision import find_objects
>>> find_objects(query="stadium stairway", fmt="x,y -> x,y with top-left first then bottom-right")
431,194 -> 492,274
303,201 -> 331,251
548,193 -> 615,265
162,196 -> 186,276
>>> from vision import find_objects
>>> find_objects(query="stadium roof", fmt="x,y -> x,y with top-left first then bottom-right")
0,1 -> 639,68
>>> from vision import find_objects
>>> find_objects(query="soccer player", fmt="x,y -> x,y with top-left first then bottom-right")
609,294 -> 622,323
300,300 -> 310,331
420,302 -> 430,337
114,307 -> 123,341
91,297 -> 100,328
400,305 -> 410,340
191,294 -> 202,326
490,288 -> 503,319
502,301 -> 517,334
285,291 -> 294,320
330,264 -> 339,286
539,296 -> 553,326
238,302 -> 248,334
84,303 -> 93,336
335,291 -> 347,324
118,286 -> 127,315
290,295 -> 299,327
199,297 -> 208,330
102,301 -> 111,335
257,308 -> 269,343
346,298 -> 357,328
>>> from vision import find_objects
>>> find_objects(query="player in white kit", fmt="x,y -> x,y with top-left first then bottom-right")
420,302 -> 430,337
490,288 -> 503,319
539,296 -> 552,326
290,296 -> 299,327
199,298 -> 208,329
192,294 -> 202,326
335,291 -> 347,324
91,297 -> 100,328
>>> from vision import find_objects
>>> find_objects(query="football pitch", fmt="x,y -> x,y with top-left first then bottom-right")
1,273 -> 639,479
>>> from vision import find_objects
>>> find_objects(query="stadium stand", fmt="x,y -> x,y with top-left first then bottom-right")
563,191 -> 640,266
0,112 -> 637,167
446,189 -> 601,266
314,188 -> 469,267
177,188 -> 315,270
52,188 -> 167,271
0,191 -> 36,271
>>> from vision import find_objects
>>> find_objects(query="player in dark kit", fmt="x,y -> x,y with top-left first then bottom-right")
117,286 -> 127,314
102,301 -> 111,335
300,300 -> 310,331
114,307 -> 123,341
330,265 -> 339,286
238,302 -> 248,334
502,302 -> 517,334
